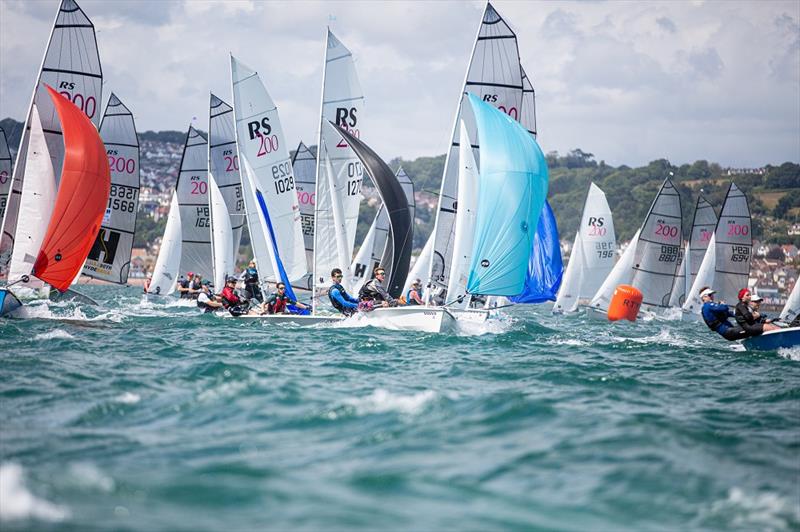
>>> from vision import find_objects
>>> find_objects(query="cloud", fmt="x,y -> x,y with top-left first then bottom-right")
656,16 -> 677,33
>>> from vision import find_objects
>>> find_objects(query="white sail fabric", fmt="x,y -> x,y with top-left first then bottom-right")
590,229 -> 640,312
0,128 -> 11,233
688,195 -> 717,287
292,141 -> 316,270
445,122 -> 479,310
713,183 -> 751,304
427,3 -> 524,298
781,280 -> 799,322
683,234 -> 716,315
667,243 -> 689,308
554,183 -> 616,313
630,179 -> 682,309
403,233 -> 435,299
209,174 -> 233,289
208,93 -> 245,268
8,106 -> 56,290
0,0 -> 102,278
231,56 -> 305,284
347,206 -> 389,293
148,193 -> 182,295
83,93 -> 140,284
175,126 -> 213,281
520,66 -> 537,137
312,29 -> 366,303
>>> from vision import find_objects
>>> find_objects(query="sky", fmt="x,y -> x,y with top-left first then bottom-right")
1,0 -> 798,168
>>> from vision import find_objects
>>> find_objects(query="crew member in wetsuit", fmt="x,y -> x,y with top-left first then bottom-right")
328,268 -> 359,316
358,266 -> 397,308
177,272 -> 193,298
406,279 -> 424,306
241,260 -> 263,303
263,282 -> 308,314
735,289 -> 780,336
196,280 -> 223,313
700,286 -> 750,341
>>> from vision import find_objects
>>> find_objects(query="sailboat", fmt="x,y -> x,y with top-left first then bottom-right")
1,87 -> 111,317
683,182 -> 752,316
667,194 -> 716,308
311,29 -> 367,312
589,178 -> 683,317
1,0 -> 102,283
553,183 -> 616,313
81,94 -> 140,284
291,141 -> 317,291
208,93 -> 245,289
230,55 -> 331,323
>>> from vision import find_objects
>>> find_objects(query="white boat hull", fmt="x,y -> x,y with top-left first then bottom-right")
228,313 -> 342,326
345,306 -> 489,333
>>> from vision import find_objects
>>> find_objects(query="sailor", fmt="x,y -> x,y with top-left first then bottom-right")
358,266 -> 397,308
189,274 -> 203,299
735,289 -> 780,336
328,268 -> 359,316
406,279 -> 424,306
143,275 -> 152,294
241,260 -> 263,303
196,280 -> 223,313
177,272 -> 193,298
263,282 -> 308,314
699,287 -> 750,341
220,275 -> 248,315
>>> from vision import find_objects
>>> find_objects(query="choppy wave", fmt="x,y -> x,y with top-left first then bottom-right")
0,463 -> 69,522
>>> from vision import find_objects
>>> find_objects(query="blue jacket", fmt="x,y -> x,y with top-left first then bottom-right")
330,284 -> 359,310
702,301 -> 735,333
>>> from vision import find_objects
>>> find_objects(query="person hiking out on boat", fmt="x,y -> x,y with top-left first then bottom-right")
220,276 -> 249,315
406,279 -> 424,306
263,282 -> 308,315
328,268 -> 359,316
197,280 -> 223,313
735,289 -> 780,336
177,272 -> 194,298
241,260 -> 263,303
358,266 -> 398,309
700,287 -> 750,341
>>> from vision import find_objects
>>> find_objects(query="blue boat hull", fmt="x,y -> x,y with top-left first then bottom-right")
741,327 -> 800,351
0,289 -> 23,318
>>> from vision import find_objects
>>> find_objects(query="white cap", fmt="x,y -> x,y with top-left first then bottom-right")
751,294 -> 764,302
699,288 -> 716,298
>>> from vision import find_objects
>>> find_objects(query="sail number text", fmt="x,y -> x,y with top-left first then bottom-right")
272,161 -> 294,195
595,241 -> 614,259
107,185 -> 137,213
346,162 -> 363,196
57,81 -> 97,119
657,244 -> 680,263
730,245 -> 750,262
107,151 -> 136,174
726,224 -> 749,236
195,206 -> 210,228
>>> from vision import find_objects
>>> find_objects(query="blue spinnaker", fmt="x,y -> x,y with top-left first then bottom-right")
255,189 -> 298,302
510,200 -> 563,303
465,93 -> 549,296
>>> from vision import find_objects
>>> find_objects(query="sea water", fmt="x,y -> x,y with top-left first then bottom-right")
1,285 -> 798,531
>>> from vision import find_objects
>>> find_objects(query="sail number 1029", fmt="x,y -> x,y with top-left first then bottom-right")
272,161 -> 294,195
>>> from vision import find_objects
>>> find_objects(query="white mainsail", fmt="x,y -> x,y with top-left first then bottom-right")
403,234 -> 434,299
667,243 -> 689,308
683,183 -> 751,314
312,29 -> 366,303
231,55 -> 305,285
781,281 -> 799,322
590,229 -> 640,312
0,128 -> 12,228
175,126 -> 213,281
347,206 -> 388,293
83,93 -> 140,284
630,179 -> 683,310
426,3 -> 525,301
0,0 -> 102,278
208,93 -> 245,270
554,183 -> 616,313
209,174 -> 233,289
8,106 -> 56,291
445,121 -> 479,310
147,193 -> 182,295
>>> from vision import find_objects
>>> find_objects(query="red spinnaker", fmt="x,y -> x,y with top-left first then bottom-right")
33,85 -> 110,291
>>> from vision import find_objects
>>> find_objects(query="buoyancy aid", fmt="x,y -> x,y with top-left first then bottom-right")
268,294 -> 289,314
328,283 -> 356,315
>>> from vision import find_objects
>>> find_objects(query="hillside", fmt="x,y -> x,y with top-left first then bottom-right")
2,117 -> 798,249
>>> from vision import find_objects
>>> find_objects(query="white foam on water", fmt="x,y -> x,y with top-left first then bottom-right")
454,314 -> 512,337
33,330 -> 74,341
115,392 -> 141,404
777,346 -> 800,361
197,379 -> 250,403
0,463 -> 69,522
703,487 -> 799,530
343,389 -> 437,416
67,463 -> 115,493
628,329 -> 699,348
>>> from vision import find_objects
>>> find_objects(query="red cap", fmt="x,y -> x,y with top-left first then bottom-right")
738,288 -> 750,300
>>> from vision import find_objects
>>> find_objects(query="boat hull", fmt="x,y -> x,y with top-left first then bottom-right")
0,289 -> 23,318
741,327 -> 800,351
347,306 -> 490,333
228,313 -> 342,326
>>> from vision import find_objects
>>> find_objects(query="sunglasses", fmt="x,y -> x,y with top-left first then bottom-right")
333,275 -> 343,279
277,287 -> 286,290
376,272 -> 385,276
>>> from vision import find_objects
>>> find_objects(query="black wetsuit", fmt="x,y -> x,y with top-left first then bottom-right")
358,279 -> 397,306
735,301 -> 765,336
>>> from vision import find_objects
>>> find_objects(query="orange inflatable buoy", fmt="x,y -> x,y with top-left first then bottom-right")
607,284 -> 643,322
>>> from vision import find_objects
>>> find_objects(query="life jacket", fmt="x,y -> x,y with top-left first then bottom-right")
196,294 -> 216,313
358,279 -> 381,301
244,268 -> 259,285
220,286 -> 241,307
405,288 -> 420,306
268,294 -> 289,314
328,283 -> 355,315
701,302 -> 726,332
